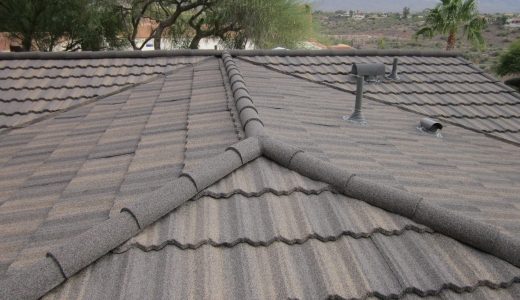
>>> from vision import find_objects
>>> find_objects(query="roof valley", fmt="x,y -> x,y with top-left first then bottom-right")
182,58 -> 241,172
7,74 -> 176,275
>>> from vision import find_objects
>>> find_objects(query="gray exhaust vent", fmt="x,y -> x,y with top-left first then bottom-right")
419,117 -> 443,132
344,75 -> 367,124
387,58 -> 400,80
351,63 -> 385,82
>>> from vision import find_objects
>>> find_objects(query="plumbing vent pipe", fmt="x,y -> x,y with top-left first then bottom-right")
351,63 -> 386,82
387,58 -> 400,80
420,117 -> 443,132
345,75 -> 367,124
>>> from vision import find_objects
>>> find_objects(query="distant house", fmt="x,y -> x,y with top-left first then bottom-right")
505,18 -> 520,28
0,33 -> 10,52
352,14 -> 365,21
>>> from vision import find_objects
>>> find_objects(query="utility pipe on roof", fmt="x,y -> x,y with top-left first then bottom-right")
345,75 -> 367,124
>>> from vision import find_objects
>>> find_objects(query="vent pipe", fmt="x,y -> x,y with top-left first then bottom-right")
351,63 -> 385,82
419,117 -> 443,132
388,58 -> 400,80
344,75 -> 367,124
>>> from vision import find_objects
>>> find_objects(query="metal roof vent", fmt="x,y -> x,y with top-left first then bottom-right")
387,58 -> 400,80
343,75 -> 367,124
351,63 -> 385,83
418,117 -> 443,137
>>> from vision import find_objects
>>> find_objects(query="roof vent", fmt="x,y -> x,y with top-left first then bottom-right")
418,117 -> 443,137
387,58 -> 400,80
343,75 -> 367,124
351,63 -> 385,83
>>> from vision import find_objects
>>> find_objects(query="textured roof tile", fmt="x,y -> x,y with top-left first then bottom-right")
0,51 -> 519,299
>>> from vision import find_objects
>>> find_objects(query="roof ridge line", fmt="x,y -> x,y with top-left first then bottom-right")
260,61 -> 468,67
259,136 -> 520,269
222,51 -> 265,137
0,137 -> 262,299
0,49 -> 461,60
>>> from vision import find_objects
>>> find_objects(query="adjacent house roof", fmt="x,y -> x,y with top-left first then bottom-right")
0,50 -> 519,299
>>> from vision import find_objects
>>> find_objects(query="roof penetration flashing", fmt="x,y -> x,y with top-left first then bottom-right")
2,50 -> 519,299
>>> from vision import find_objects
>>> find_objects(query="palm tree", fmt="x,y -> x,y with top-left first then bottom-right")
416,0 -> 487,51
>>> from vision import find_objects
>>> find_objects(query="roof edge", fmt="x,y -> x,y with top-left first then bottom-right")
0,49 -> 461,60
260,136 -> 520,268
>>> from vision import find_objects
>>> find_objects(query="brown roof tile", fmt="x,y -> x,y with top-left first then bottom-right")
0,51 -> 519,299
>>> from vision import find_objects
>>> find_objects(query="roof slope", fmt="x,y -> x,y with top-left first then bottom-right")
0,62 -> 197,277
0,50 -> 519,299
241,55 -> 520,145
44,162 -> 520,299
237,59 -> 520,234
0,56 -> 206,131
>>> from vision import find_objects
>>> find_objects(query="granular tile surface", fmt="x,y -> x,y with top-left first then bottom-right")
0,51 -> 519,299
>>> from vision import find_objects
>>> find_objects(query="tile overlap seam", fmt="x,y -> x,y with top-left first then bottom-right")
112,225 -> 435,254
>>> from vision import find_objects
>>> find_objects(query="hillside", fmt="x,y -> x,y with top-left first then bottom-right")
311,0 -> 520,13
313,11 -> 520,74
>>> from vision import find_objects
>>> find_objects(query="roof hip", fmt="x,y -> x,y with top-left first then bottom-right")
259,136 -> 520,269
0,137 -> 262,299
1,51 -> 518,299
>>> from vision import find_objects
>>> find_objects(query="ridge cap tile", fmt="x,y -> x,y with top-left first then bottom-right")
222,51 -> 264,137
0,256 -> 64,300
0,138 -> 261,299
4,50 -> 519,299
0,49 -> 460,61
258,136 -> 520,269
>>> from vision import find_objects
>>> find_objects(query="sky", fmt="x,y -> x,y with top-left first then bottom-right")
310,0 -> 520,13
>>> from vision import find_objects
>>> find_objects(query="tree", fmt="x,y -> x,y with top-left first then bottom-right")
0,0 -> 56,51
0,0 -> 127,51
122,0 -> 312,50
62,0 -> 128,51
118,0 -> 209,50
403,7 -> 410,19
216,0 -> 312,49
495,39 -> 520,77
415,0 -> 487,51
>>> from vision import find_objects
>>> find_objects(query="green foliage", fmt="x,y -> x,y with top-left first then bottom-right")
0,0 -> 127,51
64,0 -> 128,51
0,0 -> 58,50
377,38 -> 386,49
120,0 -> 312,50
415,0 -> 487,50
495,39 -> 520,76
217,0 -> 313,49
